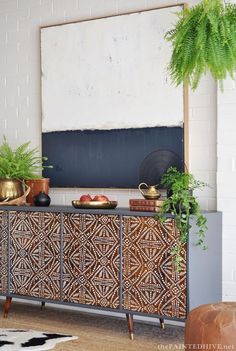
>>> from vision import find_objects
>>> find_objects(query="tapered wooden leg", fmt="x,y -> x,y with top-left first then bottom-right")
41,301 -> 45,310
3,297 -> 12,318
159,318 -> 165,329
126,313 -> 134,340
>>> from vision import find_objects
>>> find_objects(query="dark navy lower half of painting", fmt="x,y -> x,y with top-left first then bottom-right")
42,127 -> 184,188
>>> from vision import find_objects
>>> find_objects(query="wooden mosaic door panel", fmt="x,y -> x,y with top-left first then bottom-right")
0,211 -> 8,294
10,211 -> 61,300
63,214 -> 119,309
122,216 -> 187,318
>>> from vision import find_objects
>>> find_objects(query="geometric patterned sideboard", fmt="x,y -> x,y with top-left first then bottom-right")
0,211 -> 8,294
10,211 -> 61,300
62,213 -> 120,308
122,216 -> 186,318
0,207 -> 222,338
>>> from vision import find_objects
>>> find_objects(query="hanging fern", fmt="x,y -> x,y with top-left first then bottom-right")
165,0 -> 236,90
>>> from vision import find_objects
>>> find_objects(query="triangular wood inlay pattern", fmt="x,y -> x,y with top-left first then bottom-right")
63,214 -> 119,309
122,216 -> 186,318
10,211 -> 61,300
0,211 -> 8,293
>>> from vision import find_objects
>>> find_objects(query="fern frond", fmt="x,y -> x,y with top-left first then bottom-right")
0,137 -> 52,179
165,0 -> 236,90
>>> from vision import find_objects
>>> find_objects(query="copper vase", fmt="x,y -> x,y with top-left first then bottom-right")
25,178 -> 50,205
0,179 -> 24,202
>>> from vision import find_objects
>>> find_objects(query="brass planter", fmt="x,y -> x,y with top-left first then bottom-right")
0,179 -> 24,202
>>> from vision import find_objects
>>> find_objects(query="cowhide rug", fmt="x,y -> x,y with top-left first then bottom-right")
0,329 -> 78,350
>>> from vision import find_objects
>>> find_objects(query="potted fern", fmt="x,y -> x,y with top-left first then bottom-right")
0,137 -> 51,203
166,0 -> 236,90
156,167 -> 208,271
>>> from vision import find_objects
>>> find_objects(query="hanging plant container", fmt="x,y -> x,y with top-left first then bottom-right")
165,0 -> 236,90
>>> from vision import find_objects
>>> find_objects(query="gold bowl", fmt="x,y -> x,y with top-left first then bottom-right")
72,200 -> 118,209
142,193 -> 161,200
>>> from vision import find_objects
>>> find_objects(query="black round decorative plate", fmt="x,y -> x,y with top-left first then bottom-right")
139,150 -> 183,187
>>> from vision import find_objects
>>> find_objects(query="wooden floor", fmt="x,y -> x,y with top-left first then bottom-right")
0,301 -> 184,351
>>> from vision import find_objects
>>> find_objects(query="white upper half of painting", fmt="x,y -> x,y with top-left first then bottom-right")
41,7 -> 183,133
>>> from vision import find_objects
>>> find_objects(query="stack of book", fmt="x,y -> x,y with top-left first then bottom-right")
129,199 -> 164,212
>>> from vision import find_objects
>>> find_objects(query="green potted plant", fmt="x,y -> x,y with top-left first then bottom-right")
0,137 -> 52,204
165,0 -> 236,90
156,167 -> 208,271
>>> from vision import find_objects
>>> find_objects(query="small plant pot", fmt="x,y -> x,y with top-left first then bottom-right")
25,178 -> 50,205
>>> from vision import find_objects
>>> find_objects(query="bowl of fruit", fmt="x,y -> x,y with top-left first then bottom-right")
72,194 -> 118,209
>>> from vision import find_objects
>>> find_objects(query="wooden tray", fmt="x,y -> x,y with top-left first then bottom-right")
72,200 -> 118,209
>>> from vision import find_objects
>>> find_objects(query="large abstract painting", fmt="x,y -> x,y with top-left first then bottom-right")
41,6 -> 185,188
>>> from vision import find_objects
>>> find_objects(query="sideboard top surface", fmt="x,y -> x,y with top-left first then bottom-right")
0,205 -> 221,217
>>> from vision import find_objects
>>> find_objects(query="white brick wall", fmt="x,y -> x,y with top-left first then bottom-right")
0,0 -> 217,210
218,76 -> 236,301
217,0 -> 236,301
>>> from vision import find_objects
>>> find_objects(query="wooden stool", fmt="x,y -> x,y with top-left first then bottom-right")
185,302 -> 236,350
